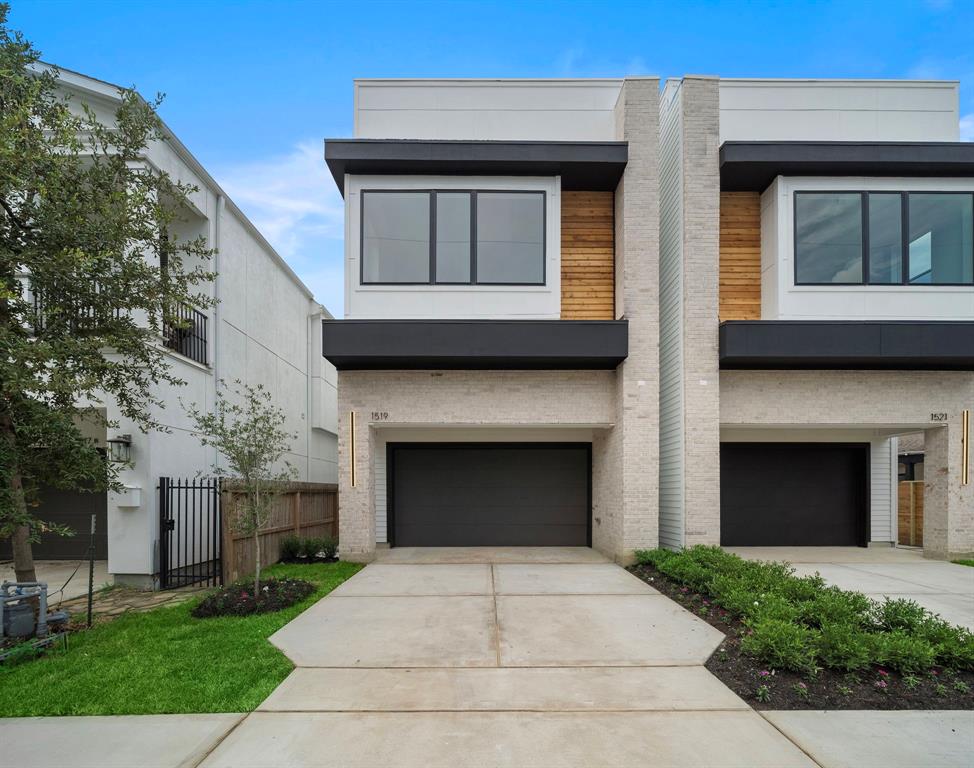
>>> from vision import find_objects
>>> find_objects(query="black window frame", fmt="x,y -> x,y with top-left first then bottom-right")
360,188 -> 547,287
793,190 -> 974,287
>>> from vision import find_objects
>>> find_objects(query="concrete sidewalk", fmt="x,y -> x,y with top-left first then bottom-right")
726,546 -> 974,629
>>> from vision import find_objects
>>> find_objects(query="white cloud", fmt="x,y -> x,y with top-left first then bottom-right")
213,141 -> 346,315
553,46 -> 650,78
960,113 -> 974,141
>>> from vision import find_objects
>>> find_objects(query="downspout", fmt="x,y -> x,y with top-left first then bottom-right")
212,193 -> 224,470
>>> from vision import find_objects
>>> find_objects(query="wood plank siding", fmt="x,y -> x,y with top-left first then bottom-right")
561,191 -> 615,320
719,191 -> 761,320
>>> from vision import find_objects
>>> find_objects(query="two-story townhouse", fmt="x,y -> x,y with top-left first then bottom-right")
323,78 -> 662,564
323,76 -> 973,565
659,77 -> 973,560
2,66 -> 340,587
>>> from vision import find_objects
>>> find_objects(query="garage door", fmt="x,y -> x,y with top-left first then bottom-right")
389,443 -> 590,547
0,486 -> 108,560
720,443 -> 869,546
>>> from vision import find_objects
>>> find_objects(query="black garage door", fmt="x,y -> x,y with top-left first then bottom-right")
720,443 -> 869,547
0,486 -> 108,560
389,443 -> 591,547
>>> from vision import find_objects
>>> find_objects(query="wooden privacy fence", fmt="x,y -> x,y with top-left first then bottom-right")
221,481 -> 338,584
897,481 -> 924,547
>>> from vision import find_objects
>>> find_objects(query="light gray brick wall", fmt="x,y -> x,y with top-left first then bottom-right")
679,77 -> 722,547
337,369 -> 617,561
721,370 -> 974,558
610,77 -> 661,563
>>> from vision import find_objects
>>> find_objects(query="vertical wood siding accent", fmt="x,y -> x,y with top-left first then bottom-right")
657,83 -> 685,550
560,192 -> 615,319
719,191 -> 761,320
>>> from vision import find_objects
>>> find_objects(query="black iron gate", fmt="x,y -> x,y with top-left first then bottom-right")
158,476 -> 222,590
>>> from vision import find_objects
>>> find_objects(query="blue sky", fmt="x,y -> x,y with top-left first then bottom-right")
11,0 -> 974,315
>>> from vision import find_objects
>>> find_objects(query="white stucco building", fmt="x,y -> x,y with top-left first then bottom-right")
3,66 -> 339,588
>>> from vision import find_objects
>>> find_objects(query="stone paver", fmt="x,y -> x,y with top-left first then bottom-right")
259,666 -> 749,712
330,563 -> 491,596
762,710 -> 974,768
497,594 -> 724,666
270,594 -> 496,667
0,713 -> 243,768
728,546 -> 974,630
493,563 -> 657,595
201,711 -> 816,768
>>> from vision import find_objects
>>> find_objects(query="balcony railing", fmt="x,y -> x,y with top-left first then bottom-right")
164,303 -> 208,365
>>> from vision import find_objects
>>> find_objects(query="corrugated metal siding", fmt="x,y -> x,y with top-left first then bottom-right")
657,81 -> 685,550
870,438 -> 895,543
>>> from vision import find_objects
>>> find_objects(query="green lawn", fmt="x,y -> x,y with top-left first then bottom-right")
0,561 -> 362,716
953,559 -> 974,568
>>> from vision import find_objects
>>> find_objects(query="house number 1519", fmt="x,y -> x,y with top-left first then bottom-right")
371,411 -> 389,421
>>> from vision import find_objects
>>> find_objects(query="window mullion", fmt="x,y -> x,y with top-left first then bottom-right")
862,192 -> 869,285
470,191 -> 478,285
901,192 -> 909,285
429,191 -> 436,285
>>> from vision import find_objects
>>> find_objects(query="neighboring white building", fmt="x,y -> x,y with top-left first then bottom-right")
5,66 -> 339,588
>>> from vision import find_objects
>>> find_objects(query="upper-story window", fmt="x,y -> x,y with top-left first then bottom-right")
795,191 -> 974,286
361,190 -> 545,285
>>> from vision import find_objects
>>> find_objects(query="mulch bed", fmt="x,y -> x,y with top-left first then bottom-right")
628,563 -> 974,710
191,578 -> 314,618
278,556 -> 339,565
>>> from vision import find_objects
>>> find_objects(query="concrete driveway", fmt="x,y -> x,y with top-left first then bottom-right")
725,547 -> 974,630
0,559 -> 110,603
200,547 -> 815,768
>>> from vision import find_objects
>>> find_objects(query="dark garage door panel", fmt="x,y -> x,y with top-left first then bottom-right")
720,443 -> 869,547
391,444 -> 590,547
0,487 -> 108,560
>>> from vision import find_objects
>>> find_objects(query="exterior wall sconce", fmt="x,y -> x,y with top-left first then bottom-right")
107,434 -> 132,463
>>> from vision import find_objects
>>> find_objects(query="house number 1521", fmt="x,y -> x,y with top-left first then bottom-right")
930,412 -> 948,422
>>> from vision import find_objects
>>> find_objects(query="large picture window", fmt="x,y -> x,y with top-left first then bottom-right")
361,189 -> 545,285
794,191 -> 974,286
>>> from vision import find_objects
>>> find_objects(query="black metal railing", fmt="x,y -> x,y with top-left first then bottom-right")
163,304 -> 208,365
30,285 -> 124,334
158,476 -> 222,590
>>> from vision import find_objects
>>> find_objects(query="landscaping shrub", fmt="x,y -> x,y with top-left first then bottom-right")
872,631 -> 937,673
740,619 -> 818,675
814,622 -> 873,671
632,546 -> 974,676
872,598 -> 929,633
279,534 -> 339,563
798,588 -> 872,629
280,535 -> 302,561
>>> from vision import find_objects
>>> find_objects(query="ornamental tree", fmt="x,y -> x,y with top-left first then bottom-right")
0,5 -> 215,580
184,380 -> 297,593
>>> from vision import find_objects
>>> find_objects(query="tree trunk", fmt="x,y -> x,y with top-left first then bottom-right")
253,526 -> 261,594
1,411 -> 36,583
11,523 -> 36,583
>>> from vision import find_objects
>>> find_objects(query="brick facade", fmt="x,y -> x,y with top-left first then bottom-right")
721,370 -> 974,559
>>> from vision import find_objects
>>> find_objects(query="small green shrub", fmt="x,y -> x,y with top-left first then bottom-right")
814,622 -> 873,671
872,631 -> 937,673
746,593 -> 800,624
280,535 -> 302,561
799,588 -> 871,629
634,548 -> 676,568
658,557 -> 712,593
741,619 -> 819,675
920,621 -> 974,671
873,598 -> 929,633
